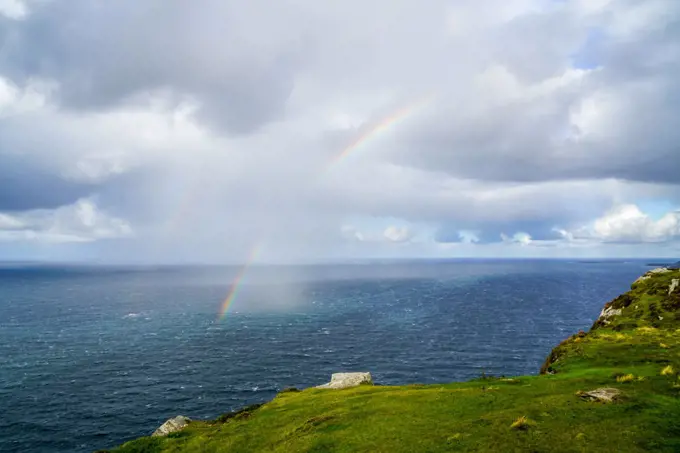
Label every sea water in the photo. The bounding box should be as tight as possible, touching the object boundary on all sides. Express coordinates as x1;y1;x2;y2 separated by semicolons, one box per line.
0;260;652;452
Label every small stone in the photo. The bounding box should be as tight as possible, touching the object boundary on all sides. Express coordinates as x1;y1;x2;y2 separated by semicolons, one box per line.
316;372;373;389
152;415;191;437
577;388;621;403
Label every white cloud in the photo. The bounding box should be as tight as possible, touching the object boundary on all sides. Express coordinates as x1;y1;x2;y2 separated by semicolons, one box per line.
0;199;133;243
0;213;24;229
340;225;364;242
0;78;52;116
1;93;210;184
501;232;532;245
552;228;575;242
605;0;674;38
341;224;414;244
458;230;481;244
0;0;27;19
571;204;680;243
383;225;413;243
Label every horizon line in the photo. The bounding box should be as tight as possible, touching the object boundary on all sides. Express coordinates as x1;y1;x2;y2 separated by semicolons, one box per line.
0;257;676;268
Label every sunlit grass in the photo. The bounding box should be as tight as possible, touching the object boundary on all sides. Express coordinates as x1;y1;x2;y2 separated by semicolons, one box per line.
509;416;533;431
616;374;636;383
661;365;675;376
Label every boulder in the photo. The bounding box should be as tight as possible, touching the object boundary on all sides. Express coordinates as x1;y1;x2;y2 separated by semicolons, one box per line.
577;388;621;403
669;279;679;295
152;415;191;437
316;372;373;389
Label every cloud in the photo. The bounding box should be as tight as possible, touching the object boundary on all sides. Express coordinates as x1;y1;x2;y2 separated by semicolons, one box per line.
552;228;575;242
457;231;480;244
341;225;364;242
0;0;26;19
340;224;414;244
0;198;133;243
501;232;532;246
0;1;308;134
388;1;680;186
383;226;413;243
567;204;680;243
0;0;679;261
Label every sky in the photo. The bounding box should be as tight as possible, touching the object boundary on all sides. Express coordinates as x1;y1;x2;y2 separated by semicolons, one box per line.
0;0;679;264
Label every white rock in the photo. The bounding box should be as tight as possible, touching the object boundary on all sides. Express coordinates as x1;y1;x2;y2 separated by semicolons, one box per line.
597;306;622;325
578;388;621;403
152;415;191;437
669;279;679;295
635;268;671;284
316;372;373;389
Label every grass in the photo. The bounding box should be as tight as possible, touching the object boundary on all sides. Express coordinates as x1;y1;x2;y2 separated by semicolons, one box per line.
616;374;636;383
661;365;675;377
106;268;680;453
509;416;533;431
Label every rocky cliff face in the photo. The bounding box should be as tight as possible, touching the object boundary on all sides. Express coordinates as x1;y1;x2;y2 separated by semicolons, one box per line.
541;267;680;374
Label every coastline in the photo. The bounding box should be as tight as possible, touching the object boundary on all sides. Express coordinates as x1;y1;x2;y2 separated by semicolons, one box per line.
106;267;680;452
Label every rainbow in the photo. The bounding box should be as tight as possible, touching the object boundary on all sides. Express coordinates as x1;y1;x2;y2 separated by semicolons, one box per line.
211;96;433;320
217;241;265;321
327;93;434;169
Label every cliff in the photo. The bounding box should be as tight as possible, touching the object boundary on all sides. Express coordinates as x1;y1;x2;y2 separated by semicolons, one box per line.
105;268;680;452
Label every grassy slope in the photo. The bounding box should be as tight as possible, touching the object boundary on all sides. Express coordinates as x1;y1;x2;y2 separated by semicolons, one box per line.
108;269;680;453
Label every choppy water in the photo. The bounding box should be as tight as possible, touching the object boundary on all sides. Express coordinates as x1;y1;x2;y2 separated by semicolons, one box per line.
0;260;653;452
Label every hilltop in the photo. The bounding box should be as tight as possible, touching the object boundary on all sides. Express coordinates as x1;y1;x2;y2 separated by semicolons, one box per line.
106;268;680;452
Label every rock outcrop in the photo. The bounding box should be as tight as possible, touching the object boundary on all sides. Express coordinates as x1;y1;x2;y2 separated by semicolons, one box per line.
577;388;621;403
597;306;622;325
316;372;373;389
152;416;191;437
669;279;679;295
634;267;671;284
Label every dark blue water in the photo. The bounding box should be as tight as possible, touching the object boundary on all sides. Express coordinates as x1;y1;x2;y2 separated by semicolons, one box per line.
0;260;652;452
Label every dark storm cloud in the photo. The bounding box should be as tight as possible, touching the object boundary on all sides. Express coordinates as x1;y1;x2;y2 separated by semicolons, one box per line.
0;0;305;134
0;155;90;210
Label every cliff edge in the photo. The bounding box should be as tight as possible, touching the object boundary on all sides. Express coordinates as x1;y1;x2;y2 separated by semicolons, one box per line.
105;268;680;453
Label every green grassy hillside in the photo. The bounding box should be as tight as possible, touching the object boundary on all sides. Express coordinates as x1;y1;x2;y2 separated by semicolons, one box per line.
106;268;680;453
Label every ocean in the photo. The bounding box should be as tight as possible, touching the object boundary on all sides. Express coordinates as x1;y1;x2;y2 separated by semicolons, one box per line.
0;259;654;452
